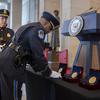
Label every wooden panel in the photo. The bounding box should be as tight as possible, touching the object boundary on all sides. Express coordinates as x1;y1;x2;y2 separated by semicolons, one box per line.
59;49;68;64
48;62;59;71
48;51;59;62
92;45;100;70
48;51;59;71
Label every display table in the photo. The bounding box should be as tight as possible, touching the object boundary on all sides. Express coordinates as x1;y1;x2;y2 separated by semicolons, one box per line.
25;71;100;100
50;78;100;100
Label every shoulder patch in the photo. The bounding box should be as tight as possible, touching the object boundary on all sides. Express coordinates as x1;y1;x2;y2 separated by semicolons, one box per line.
38;30;45;39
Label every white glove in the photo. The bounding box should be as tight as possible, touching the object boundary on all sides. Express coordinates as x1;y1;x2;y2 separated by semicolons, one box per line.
50;70;62;78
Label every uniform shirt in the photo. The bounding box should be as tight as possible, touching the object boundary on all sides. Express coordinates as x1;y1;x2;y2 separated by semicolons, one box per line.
13;22;52;77
0;27;14;48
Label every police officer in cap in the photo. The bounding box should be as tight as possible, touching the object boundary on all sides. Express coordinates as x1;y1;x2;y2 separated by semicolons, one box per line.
0;11;61;100
0;9;14;48
0;9;14;100
24;11;61;100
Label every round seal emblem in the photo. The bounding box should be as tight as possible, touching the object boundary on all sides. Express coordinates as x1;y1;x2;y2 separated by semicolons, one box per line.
68;16;83;36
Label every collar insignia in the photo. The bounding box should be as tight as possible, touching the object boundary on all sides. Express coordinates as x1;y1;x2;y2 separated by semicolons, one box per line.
7;33;11;38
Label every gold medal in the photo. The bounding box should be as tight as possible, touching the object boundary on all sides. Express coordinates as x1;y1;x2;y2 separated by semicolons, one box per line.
89;76;96;85
7;33;11;38
71;72;78;79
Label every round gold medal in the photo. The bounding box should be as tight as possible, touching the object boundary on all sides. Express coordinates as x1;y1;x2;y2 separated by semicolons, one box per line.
89;76;96;85
71;72;78;79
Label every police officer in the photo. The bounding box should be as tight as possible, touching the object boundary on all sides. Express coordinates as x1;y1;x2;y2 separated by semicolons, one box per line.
0;11;61;100
0;9;14;100
24;11;61;100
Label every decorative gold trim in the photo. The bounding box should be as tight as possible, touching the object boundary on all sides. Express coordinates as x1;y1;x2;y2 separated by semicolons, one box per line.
0;14;8;17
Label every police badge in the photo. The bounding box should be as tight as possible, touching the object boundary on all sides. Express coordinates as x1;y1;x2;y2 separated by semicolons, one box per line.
68;16;83;36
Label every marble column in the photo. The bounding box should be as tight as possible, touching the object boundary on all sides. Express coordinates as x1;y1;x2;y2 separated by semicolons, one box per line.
10;0;22;31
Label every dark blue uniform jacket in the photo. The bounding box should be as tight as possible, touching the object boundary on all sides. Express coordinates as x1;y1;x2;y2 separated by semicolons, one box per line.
13;22;51;77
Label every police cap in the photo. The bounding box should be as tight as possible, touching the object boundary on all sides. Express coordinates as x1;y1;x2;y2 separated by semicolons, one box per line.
0;9;9;17
42;11;60;29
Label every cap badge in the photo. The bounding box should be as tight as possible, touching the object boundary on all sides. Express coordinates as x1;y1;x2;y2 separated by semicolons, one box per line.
4;10;7;14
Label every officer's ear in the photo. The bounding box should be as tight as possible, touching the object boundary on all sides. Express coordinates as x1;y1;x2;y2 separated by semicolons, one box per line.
40;17;47;26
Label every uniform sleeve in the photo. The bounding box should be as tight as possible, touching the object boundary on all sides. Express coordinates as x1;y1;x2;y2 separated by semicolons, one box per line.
27;30;52;77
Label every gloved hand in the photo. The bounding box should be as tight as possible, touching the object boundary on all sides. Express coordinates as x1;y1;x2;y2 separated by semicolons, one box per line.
50;70;62;78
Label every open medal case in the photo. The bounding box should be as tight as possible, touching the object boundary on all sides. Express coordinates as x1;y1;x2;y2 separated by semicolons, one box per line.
63;66;83;82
